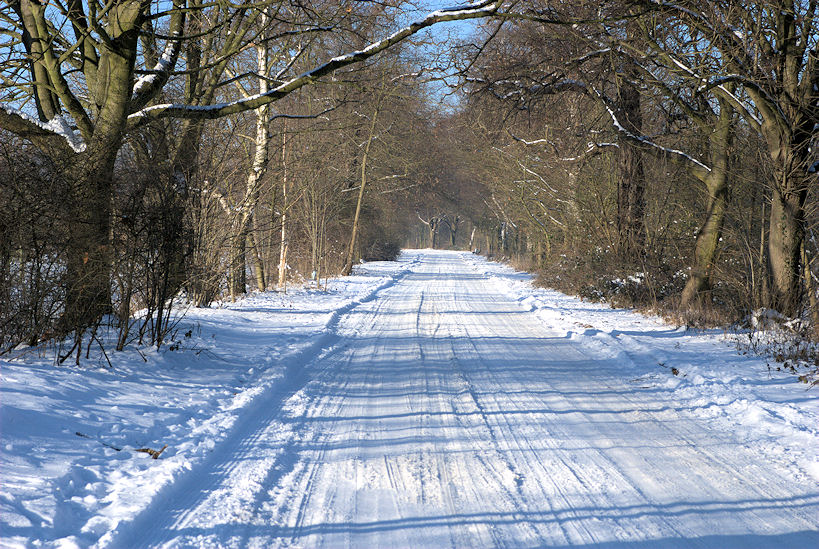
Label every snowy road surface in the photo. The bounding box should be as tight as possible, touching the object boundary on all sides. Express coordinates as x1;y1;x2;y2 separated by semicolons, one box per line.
103;250;817;548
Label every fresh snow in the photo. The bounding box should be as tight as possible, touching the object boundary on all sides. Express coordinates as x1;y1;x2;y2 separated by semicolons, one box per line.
0;107;86;153
1;250;817;548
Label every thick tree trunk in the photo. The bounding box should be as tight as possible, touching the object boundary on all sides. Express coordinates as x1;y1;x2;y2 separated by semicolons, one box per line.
61;20;140;333
740;26;815;316
768;185;806;317
615;69;646;259
760;116;811;317
680;101;734;308
62;152;116;333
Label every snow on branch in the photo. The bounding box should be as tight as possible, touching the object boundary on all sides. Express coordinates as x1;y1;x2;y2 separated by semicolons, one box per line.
665;55;762;128
600;98;711;177
129;2;185;113
127;1;501;126
508;131;618;162
0;106;86;153
484;72;711;178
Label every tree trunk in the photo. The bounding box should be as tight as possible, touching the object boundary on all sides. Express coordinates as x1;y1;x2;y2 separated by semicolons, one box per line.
277;128;289;290
229;226;246;299
680;180;728;308
680;100;734;308
229;13;272;298
61;39;139;332
62;153;116;333
249;230;266;291
448;215;459;247
768;185;805;317
343;102;381;276
802;241;819;339
761;113;811;317
615;66;646;259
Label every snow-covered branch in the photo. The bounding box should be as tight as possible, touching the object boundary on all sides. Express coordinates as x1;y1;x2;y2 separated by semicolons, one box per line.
129;1;185;113
508;132;618;162
600;98;711;178
0;106;86;153
127;1;501;126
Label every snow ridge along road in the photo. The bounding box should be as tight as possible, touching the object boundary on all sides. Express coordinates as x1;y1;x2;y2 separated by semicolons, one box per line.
104;250;818;548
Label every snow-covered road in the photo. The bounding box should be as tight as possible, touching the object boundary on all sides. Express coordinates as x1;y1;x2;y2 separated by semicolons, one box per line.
104;250;818;548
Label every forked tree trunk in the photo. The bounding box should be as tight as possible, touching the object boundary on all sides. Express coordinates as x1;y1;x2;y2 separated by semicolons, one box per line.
61;20;141;333
680;99;734;308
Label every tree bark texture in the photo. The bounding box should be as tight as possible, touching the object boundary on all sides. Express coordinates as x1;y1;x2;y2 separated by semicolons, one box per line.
680;99;734;308
614;66;646;260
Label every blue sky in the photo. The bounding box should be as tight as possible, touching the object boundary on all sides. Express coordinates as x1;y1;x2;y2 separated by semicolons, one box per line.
409;1;486;111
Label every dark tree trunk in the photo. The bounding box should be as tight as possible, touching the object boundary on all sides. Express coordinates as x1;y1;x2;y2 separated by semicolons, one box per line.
615;66;646;260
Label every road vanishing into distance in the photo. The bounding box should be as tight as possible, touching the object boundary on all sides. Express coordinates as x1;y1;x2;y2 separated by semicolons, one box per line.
110;250;819;548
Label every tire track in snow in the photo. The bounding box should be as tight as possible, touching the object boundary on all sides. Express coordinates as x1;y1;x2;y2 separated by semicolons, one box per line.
104;259;421;548
457;252;818;544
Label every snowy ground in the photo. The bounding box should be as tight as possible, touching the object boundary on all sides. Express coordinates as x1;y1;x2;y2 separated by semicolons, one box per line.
1;249;817;548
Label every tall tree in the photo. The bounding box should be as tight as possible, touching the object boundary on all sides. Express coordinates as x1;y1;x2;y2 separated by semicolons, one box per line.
0;0;503;333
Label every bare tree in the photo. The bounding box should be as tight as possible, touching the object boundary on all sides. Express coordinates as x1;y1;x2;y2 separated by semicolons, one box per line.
0;0;503;336
628;0;818;314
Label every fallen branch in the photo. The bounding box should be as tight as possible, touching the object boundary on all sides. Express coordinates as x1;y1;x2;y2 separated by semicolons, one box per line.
75;432;168;459
136;445;168;459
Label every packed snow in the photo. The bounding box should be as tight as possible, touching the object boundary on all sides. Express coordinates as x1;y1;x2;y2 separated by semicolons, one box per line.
1;250;817;548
